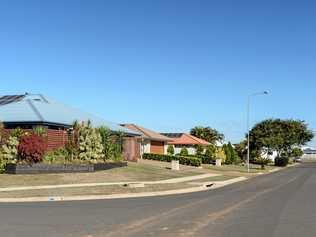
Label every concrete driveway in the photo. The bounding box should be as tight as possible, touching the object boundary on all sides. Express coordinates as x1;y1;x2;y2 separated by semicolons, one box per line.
0;163;315;237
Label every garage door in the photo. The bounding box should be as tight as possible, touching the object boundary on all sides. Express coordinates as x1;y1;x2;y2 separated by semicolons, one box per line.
150;141;164;154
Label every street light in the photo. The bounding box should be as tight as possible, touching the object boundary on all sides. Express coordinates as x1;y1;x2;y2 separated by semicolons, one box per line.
247;91;269;173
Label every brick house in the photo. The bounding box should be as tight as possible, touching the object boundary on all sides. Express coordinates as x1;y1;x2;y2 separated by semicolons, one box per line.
161;133;210;155
121;124;173;155
0;93;141;161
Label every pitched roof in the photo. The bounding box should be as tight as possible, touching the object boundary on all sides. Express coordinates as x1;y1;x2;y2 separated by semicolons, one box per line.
121;124;173;142
161;133;210;145
0;94;140;136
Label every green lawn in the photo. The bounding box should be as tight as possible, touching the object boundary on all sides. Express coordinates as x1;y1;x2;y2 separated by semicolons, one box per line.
0;162;206;188
0;175;241;198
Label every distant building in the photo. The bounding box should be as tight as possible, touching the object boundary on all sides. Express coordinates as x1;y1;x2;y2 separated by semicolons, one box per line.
121;124;173;155
161;133;210;155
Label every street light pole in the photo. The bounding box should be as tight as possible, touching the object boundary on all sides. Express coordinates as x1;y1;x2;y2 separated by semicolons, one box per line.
247;91;269;173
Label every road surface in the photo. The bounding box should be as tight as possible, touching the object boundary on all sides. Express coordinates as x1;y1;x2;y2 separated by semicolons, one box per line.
1;163;316;237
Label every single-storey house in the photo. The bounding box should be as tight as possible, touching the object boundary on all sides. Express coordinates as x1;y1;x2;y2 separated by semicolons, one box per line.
161;133;210;155
0;93;141;161
121;124;173;155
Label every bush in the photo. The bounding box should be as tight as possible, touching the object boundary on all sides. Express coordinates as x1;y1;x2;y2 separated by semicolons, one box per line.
77;121;104;161
143;153;201;167
1;136;19;163
223;142;241;165
167;145;175;155
18;133;47;163
195;145;204;156
275;157;289;167
10;128;26;138
43;148;68;164
98;126;114;161
204;145;217;164
179;147;189;156
290;148;304;158
200;155;215;164
33;126;47;137
215;147;226;163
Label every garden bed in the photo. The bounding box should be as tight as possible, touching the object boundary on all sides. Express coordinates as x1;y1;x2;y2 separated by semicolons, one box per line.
5;162;127;174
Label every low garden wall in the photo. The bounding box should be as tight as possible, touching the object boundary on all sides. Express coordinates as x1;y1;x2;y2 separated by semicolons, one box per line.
5;162;128;174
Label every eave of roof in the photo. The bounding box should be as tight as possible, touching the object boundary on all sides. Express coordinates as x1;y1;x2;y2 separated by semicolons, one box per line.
0;94;141;136
167;133;210;145
122;124;173;142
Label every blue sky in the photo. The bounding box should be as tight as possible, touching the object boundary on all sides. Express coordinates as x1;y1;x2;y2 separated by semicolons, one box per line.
1;0;316;145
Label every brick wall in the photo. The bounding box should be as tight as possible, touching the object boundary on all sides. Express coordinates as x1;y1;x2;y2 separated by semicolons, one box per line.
123;137;141;161
46;129;68;151
4;128;68;151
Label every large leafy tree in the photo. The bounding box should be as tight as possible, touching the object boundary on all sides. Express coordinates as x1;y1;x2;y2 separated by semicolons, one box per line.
190;126;224;144
249;119;314;157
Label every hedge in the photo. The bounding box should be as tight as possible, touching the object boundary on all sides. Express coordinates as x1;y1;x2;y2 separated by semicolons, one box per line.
143;153;201;167
186;154;215;164
275;157;289;167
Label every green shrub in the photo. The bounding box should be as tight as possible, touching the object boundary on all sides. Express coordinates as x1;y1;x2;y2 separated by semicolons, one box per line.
290;148;304;158
65;139;78;161
200;155;215;164
179;147;189;156
275;157;289;167
167;145;175;155
10;128;26;138
98;126;115;161
77;121;104;162
43;148;68;164
223;142;241;165
33;126;47;137
1;136;19;163
203;145;217;164
142;153;201;167
195;145;204;156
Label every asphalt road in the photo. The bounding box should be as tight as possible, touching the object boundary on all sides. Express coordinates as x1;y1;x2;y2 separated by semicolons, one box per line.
1;163;316;237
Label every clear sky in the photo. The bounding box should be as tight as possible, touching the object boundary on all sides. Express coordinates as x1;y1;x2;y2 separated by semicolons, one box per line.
1;0;316;145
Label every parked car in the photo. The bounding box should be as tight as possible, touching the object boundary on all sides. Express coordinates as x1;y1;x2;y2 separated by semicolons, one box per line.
293;157;302;163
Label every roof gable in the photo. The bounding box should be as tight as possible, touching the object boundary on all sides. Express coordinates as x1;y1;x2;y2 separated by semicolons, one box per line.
163;133;210;145
122;124;173;141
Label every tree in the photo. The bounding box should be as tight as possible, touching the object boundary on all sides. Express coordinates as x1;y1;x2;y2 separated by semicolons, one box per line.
167;145;175;155
223;142;241;165
249;119;314;158
190;126;224;145
215;147;226;162
234;140;247;162
290;148;304;158
195;145;204;156
203;145;217;164
180;147;189;156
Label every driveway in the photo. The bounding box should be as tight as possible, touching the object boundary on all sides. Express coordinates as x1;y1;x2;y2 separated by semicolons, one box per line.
0;163;315;237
